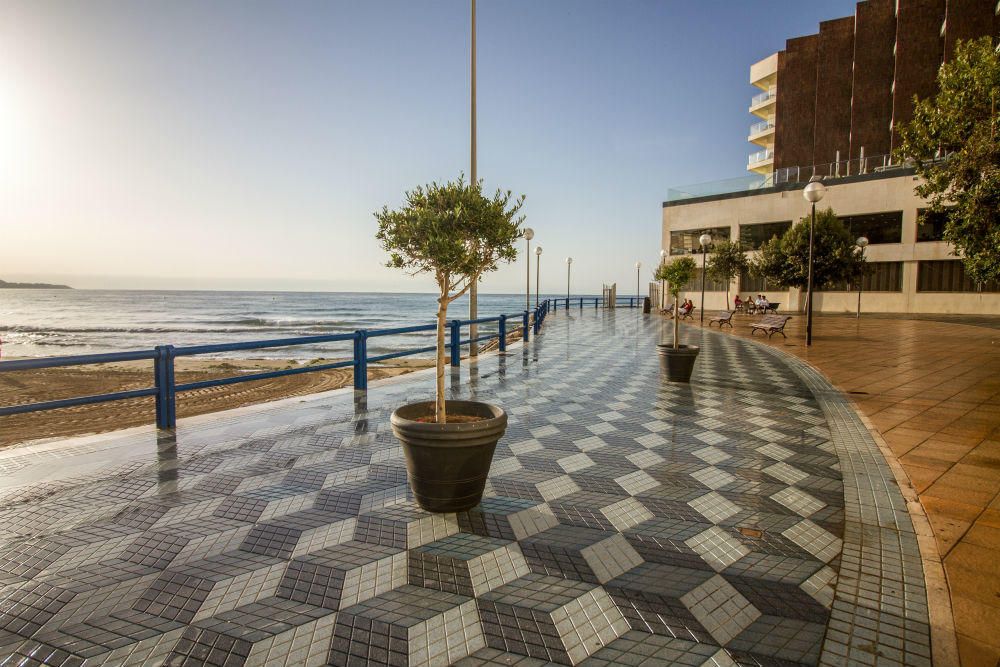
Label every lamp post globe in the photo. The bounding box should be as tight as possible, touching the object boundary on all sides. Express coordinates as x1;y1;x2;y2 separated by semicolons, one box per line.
802;178;825;346
698;234;711;324
855;237;869;319
523;228;535;311
534;245;542;308
565;257;573;300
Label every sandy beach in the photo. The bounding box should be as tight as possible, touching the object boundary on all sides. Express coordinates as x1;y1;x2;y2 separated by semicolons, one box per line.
0;328;520;449
0;356;432;449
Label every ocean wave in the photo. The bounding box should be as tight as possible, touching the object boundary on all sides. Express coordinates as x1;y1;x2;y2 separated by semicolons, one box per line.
0;324;349;335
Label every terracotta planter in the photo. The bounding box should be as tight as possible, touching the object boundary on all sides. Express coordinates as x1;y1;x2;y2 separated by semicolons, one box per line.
390;400;507;513
656;344;700;383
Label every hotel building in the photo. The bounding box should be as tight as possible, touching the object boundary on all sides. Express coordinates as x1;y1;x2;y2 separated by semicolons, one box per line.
662;0;1000;315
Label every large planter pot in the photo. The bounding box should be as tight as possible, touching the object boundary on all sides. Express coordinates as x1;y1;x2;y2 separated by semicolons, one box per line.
390;400;508;513
657;344;700;383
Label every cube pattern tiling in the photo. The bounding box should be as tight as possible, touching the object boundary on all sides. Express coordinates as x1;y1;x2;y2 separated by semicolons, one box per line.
0;309;930;665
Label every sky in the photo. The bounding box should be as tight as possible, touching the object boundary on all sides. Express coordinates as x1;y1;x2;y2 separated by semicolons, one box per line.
0;0;859;295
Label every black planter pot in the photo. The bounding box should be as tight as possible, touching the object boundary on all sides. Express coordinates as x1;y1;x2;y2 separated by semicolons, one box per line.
390;400;508;513
657;344;700;382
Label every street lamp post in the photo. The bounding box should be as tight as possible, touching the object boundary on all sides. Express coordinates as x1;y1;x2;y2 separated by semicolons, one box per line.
802;178;827;346
469;0;478;357
565;257;572;300
855;236;869;319
523;228;534;310
635;261;642;307
698;233;712;324
534;246;543;308
659;249;667;310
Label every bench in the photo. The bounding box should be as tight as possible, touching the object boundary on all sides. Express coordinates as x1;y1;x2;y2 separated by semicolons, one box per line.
708;311;735;328
750;315;792;338
661;303;675;317
679;306;696;320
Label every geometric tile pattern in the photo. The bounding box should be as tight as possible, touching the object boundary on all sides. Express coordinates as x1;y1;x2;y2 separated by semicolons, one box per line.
0;309;928;666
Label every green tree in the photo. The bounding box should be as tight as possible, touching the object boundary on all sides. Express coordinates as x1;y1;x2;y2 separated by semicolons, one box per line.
750;208;864;290
706;239;749;308
894;36;1000;284
656;256;697;349
376;176;525;423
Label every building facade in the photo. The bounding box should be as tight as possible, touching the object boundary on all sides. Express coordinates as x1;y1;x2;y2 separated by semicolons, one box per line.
663;170;1000;315
661;0;999;316
748;0;998;182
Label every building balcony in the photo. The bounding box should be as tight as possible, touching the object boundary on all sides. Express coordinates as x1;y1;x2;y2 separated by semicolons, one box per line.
748;148;774;170
749;87;776;116
748;120;775;144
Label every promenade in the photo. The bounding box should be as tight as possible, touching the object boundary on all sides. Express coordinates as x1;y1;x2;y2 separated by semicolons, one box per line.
698;310;1000;667
0;309;931;666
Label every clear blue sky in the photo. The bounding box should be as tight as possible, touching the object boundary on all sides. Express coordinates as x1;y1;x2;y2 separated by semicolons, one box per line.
1;0;858;294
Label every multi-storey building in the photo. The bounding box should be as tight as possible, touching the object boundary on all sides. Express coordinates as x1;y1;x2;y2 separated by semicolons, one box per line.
663;0;1000;315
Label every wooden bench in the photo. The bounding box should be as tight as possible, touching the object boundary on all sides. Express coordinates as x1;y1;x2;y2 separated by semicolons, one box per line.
750;315;792;338
708;311;735;328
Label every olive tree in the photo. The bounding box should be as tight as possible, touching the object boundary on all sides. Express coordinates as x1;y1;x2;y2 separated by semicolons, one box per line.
376;176;525;423
656;256;697;349
706;239;749;307
895;36;1000;284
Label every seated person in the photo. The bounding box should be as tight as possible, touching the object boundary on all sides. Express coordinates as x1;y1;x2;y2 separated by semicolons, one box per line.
680;299;693;315
760;295;770;310
734;295;742;310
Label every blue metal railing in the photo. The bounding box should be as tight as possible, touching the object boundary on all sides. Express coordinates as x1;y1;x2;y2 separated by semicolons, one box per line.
0;295;638;430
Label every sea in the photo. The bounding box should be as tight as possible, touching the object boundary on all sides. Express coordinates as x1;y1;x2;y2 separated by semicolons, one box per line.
0;289;572;361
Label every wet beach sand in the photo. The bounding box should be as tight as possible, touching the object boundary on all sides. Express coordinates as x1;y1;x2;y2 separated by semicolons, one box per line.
0;356;432;449
0;329;520;449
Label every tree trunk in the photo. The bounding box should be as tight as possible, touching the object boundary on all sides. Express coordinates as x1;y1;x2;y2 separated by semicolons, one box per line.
673;294;681;349
435;296;448;424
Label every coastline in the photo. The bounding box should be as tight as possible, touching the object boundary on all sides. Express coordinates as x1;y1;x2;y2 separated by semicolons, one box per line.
0;356;434;449
0;327;521;449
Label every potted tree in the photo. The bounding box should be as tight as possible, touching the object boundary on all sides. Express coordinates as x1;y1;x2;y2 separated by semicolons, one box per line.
655;256;699;382
375;176;525;513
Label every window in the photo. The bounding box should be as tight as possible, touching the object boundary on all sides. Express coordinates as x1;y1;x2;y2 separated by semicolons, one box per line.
817;262;903;292
739;221;792;250
838;211;903;244
857;262;903;292
681;268;728;292
669;226;731;255
917;260;1000;292
739;271;782;294
916;208;951;242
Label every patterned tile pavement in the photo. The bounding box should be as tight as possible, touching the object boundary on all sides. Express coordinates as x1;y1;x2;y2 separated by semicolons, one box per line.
0;309;931;666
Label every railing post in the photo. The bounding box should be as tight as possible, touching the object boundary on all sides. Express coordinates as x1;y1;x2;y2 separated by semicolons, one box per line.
353;330;368;391
450;320;461;367
154;345;176;430
498;315;507;352
533;307;541;335
579;297;583;309
522;311;530;341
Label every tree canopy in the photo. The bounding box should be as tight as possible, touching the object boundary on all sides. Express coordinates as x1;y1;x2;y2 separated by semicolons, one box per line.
706;239;748;304
894;36;1000;284
375;176;525;302
750;208;863;289
656;256;698;297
